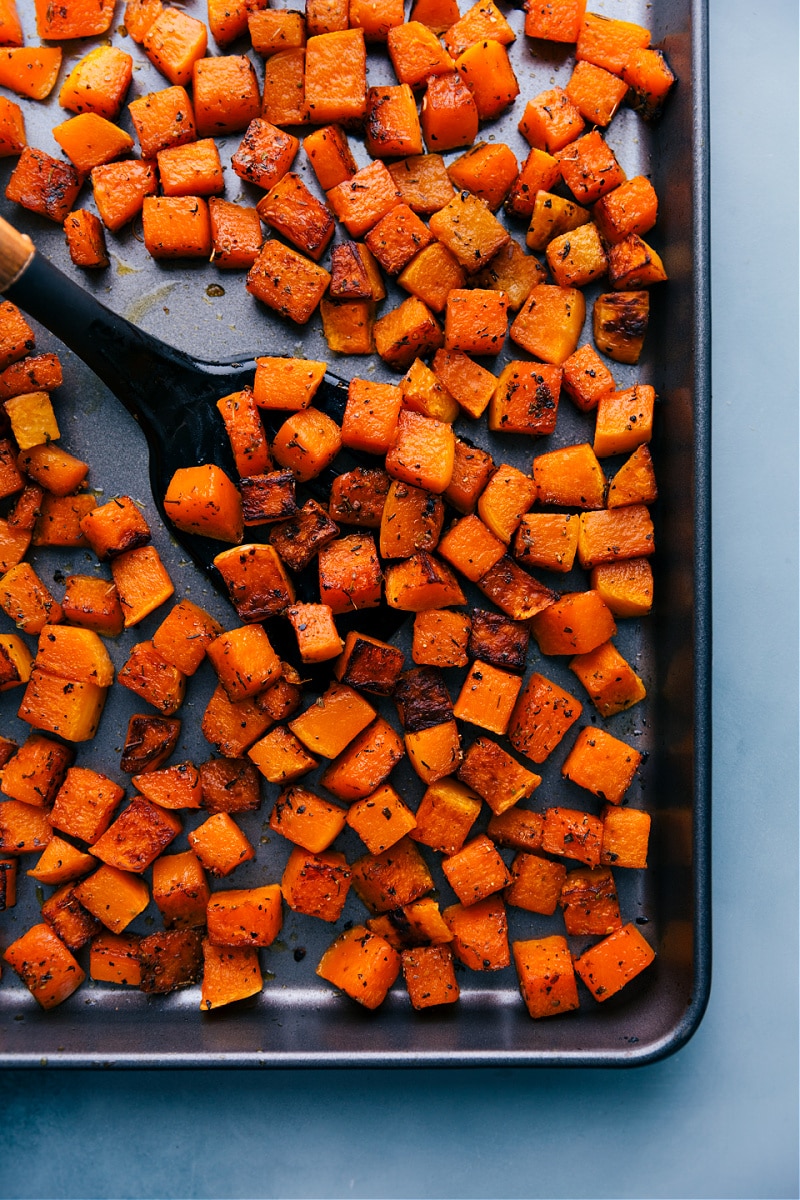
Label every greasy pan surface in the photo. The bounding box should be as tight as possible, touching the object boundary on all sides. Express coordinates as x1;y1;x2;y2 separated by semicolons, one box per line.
0;0;709;1065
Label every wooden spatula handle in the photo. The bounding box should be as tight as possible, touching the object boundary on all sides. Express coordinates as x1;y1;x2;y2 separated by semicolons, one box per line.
0;215;35;292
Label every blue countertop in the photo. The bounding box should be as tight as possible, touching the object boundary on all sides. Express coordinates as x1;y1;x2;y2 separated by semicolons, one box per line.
1;0;797;1195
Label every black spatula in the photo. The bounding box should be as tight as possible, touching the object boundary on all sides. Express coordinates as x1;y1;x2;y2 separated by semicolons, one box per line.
0;216;404;666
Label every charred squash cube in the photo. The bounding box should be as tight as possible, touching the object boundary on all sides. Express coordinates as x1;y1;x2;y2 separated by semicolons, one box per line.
393;666;453;732
213;544;296;623
467;608;529;672
239;470;298;526
138;928;203;993
269;498;339;572
120;714;181;774
334;630;405;696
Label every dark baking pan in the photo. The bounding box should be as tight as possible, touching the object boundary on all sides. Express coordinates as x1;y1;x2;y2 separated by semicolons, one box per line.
0;0;709;1066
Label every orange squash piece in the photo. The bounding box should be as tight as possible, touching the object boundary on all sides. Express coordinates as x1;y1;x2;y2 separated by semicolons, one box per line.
201;941;262;1010
321;717;405;801
280;846;351;921
346;783;417;854
289;683;376;759
74;864;149;933
143;7;207;87
561;727;642;806
573;923;655;1002
4;923;85;1008
269;785;347;853
316;925;400;1008
60;45;133;120
508;671;582;764
305;28;368;125
513;934;579;1019
443;894;509;971
0;48;63;101
206;884;283;948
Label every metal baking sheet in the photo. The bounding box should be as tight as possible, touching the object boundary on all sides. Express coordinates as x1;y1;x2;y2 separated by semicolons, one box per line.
0;0;710;1066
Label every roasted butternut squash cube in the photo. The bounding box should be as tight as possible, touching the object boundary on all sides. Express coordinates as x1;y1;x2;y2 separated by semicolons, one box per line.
385;410;454;494
334;630;405;696
200;757;261;814
457;736;540;814
305;28;368;124
453;660;522;736
280;846;351;921
467;608;529;672
119;714;181;774
269;785;347;852
269;499;339;573
246;240;330;325
510;283;585;365
26;837;96;886
374;296;443;372
117;640;185;715
518;86;584;153
542;805;605;864
346;783;417;854
364;84;423;158
351;835;433;912
110;545;175;628
454;39;519;121
213;543;296;623
402;944;459;1009
0;733;72;807
0;798;52;854
486;806;544;853
411;608;470;668
271;408;342;482
577;505;655;569
592;175;658;245
600;804;650;869
18;670;107;742
388;151;456;213
187;812;255;877
559;865;622;937
443;894;509;971
593;290;649;364
289;683;376;759
513;513;579;573
443;0;514;57
4;922;85;1008
410;776;481;855
573;923;655;1001
590;557;653;618
384;552;466;611
152;850;210;928
513;934;579;1018
318;534;383;614
200;940;263;1010
442;834;511;907
138;928;203;994
508;671;582;764
316;924;400;1008
473;240;547;309
561;343;616;412
74;864;149;933
248;725;318;785
50;765;123;843
443;438;497;517
206;884;283;948
476;555;555;622
607;233;667;291
89;931;142;986
91;797;181;873
420;71;479;152
607;444;658;509
61;574;125;637
531;590;616;656
303;124;357;190
488;361;562;437
342;378;403;455
569;640;646;717
326;158;401;237
152;599;223;677
207;624;282;702
429;190;510;275
532;442;605;509
405;720;462;783
320;717;405;801
133;761;203;811
445;288;509;357
505;852;566;916
5;389;59;450
561;727;642;806
593;384;655;458
257;172;335;263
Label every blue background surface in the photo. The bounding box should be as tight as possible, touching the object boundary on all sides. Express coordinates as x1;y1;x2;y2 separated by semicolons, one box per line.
1;0;798;1196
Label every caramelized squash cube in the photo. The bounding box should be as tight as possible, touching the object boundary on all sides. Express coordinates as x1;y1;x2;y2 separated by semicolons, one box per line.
508;671;582;764
213;543;296;623
512;934;579;1019
187;812;255;877
269;785;347;852
206;884;283;948
457;736;541;815
573;923;655;1001
346;783;417;854
281;845;351;921
4;923;85;1008
316;924;400;1008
